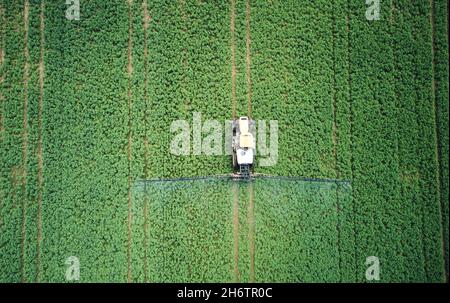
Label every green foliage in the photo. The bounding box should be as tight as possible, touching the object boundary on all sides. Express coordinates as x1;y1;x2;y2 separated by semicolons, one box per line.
130;178;350;282
251;0;336;178
253;179;346;282
346;0;445;282
132;179;234;282
39;0;130;282
141;0;232;179
0;0;447;283
433;0;449;281
0;0;26;282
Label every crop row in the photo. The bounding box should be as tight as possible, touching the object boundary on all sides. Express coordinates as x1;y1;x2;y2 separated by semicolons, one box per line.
432;0;449;280
0;0;47;282
131;0;233;181
0;0;27;282
250;0;337;178
132;179;234;282
39;0;236;281
128;0;234;281
349;0;405;282
253;179;346;282
390;0;429;281
130;178;348;283
40;0;130;282
347;0;445;281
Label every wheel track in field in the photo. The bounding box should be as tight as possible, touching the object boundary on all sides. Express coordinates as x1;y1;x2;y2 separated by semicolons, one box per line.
20;0;30;283
230;0;240;282
127;0;134;283
428;0;446;281
142;0;150;283
245;0;252;118
245;0;255;283
232;182;239;282
248;182;255;282
35;0;45;283
230;0;237;119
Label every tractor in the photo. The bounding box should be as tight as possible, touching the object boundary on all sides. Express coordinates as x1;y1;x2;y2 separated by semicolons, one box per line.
231;116;256;178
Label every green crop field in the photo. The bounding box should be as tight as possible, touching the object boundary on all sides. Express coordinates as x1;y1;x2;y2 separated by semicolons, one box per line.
0;0;448;283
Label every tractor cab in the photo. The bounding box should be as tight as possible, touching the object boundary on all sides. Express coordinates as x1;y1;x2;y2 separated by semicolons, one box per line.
232;116;256;178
